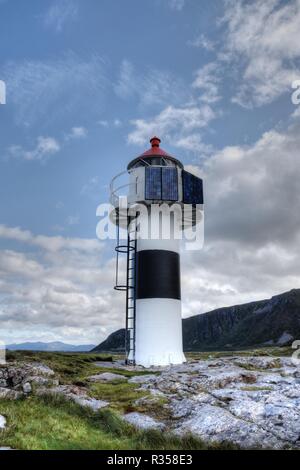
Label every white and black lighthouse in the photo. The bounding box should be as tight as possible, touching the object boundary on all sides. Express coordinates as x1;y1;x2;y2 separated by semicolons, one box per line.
110;137;203;367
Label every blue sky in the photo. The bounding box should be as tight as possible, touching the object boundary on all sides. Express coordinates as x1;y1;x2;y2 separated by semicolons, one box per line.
0;0;300;345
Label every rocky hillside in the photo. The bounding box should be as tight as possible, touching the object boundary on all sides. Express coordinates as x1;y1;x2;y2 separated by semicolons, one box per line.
93;289;300;352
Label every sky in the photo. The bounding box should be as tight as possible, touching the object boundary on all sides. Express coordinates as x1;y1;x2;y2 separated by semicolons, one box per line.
0;0;300;346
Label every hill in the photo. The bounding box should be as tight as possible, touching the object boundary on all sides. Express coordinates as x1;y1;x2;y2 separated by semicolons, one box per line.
93;289;300;352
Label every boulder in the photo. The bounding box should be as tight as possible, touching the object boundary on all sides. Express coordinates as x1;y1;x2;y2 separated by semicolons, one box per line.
22;382;32;394
0;387;22;400
71;395;109;411
123;412;166;431
0;415;6;430
88;372;127;382
128;374;157;384
37;384;109;411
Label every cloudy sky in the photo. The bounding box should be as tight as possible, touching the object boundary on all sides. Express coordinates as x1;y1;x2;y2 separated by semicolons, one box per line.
0;0;300;346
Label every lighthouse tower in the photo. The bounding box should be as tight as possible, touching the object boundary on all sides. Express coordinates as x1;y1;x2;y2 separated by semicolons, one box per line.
110;137;203;367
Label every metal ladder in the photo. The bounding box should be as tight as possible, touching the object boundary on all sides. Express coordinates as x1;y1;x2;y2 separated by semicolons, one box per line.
125;220;137;365
114;213;137;365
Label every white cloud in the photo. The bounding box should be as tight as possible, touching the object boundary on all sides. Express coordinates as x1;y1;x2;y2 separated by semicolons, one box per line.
128;105;216;149
175;134;213;153
44;0;78;32
98;120;109;127
179;119;300;314
167;0;185;11
0;225;101;253
193;62;221;103
114;59;190;108
0;227;121;345
65;126;88;140
187;34;215;51
291;105;300;118
222;0;300;107
114;119;122;127
114;60;135;100
8;136;60;161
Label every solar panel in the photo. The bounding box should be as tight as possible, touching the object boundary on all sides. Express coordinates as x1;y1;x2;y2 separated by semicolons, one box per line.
145;167;162;200
182;170;203;205
145;167;180;201
162;168;178;201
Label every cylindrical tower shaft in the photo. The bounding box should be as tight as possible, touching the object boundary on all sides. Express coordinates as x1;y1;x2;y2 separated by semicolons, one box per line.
132;208;186;367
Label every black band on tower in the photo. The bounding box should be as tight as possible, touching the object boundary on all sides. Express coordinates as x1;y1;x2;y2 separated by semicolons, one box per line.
136;250;181;300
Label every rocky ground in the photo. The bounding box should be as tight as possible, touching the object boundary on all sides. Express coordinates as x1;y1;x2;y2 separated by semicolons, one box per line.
1;355;300;449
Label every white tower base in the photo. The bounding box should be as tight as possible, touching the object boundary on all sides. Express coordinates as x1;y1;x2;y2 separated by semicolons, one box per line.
134;298;186;367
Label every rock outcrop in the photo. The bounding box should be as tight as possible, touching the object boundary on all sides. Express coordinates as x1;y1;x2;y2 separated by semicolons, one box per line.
36;384;109;411
0;362;58;398
123;412;166;431
1;356;300;449
87;372;127;382
127;356;300;449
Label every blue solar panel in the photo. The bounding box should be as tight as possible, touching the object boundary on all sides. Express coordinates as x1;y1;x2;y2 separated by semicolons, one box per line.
182;170;203;205
162;168;178;201
145;167;162;199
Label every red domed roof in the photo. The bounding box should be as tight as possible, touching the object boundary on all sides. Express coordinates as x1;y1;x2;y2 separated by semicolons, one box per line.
127;137;183;170
139;136;171;158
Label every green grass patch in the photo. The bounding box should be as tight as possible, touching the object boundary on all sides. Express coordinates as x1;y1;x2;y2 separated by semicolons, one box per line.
88;381;149;413
6;351;156;386
185;346;293;360
0;395;234;450
233;357;281;371
240;386;273;392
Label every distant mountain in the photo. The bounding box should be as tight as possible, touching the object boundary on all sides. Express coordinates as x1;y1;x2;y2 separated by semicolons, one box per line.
6;341;96;352
93;289;300;352
92;329;127;353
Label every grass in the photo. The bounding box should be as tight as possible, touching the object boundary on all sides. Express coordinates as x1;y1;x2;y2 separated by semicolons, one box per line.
89;381;149;413
0;395;235;450
185;345;293;360
5;350;150;386
240;386;273;392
